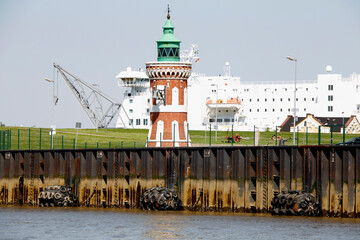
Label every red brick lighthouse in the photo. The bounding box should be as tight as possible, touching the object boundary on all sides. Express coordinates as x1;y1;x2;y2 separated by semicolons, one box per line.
146;9;192;147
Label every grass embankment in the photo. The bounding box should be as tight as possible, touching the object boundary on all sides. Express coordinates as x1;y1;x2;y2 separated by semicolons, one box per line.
0;126;354;150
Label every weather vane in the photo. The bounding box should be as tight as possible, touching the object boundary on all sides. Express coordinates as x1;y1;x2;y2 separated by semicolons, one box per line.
167;4;171;19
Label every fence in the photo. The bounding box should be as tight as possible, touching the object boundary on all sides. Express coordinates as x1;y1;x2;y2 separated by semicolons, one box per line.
0;125;352;151
0;128;147;150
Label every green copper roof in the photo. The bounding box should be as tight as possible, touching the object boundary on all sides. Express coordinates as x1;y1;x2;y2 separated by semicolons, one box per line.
157;19;181;43
156;15;181;62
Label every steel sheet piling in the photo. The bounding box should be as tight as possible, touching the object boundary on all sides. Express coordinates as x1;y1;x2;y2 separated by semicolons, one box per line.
0;146;360;217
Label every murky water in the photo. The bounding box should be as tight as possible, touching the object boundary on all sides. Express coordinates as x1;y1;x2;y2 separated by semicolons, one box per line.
0;206;359;240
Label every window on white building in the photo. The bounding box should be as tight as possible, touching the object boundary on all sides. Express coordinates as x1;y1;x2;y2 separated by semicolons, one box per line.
328;95;333;101
129;99;133;103
129;119;133;126
328;106;333;112
136;119;141;125
328;85;333;91
143;119;148;125
288;98;291;101
304;98;306;101
129;109;133;113
224;118;231;122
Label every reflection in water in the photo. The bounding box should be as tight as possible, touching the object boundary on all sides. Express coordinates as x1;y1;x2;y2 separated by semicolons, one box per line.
144;212;186;239
0;206;360;240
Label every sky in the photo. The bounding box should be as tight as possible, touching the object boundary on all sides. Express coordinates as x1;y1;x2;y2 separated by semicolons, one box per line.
1;0;359;129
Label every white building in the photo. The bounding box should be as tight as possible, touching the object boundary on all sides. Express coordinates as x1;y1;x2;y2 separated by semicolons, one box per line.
115;63;360;132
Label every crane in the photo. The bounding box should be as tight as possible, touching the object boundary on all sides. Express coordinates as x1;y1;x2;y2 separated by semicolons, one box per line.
53;63;122;129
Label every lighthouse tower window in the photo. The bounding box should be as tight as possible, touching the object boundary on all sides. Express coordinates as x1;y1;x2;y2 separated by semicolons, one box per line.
158;48;179;58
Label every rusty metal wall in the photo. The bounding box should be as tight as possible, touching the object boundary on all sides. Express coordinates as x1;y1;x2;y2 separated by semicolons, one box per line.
0;146;359;217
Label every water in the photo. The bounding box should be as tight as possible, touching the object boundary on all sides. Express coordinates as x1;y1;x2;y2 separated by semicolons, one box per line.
1;206;360;240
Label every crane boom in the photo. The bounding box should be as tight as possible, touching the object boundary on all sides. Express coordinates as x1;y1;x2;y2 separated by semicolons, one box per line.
53;63;121;128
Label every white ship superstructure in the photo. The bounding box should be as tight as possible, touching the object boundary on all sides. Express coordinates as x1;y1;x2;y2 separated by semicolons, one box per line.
115;63;360;131
115;67;151;128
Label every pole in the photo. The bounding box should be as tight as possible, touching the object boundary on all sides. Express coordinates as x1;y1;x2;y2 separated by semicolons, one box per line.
204;125;207;145
275;127;278;146
293;60;297;145
209;125;211;146
39;128;42;150
160;133;162;147
318;126;321;145
330;126;333;145
297;127;299;145
187;123;189;147
173;123;175;147
306;127;308;145
29;128;31;150
215;84;218;143
254;125;255;146
50;128;53;149
231;124;234;146
18;129;20;150
343;124;346;143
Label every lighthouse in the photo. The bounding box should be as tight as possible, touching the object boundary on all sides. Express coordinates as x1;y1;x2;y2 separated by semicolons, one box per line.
146;9;192;147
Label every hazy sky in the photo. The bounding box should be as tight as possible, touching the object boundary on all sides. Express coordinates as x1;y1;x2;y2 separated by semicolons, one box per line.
1;0;359;128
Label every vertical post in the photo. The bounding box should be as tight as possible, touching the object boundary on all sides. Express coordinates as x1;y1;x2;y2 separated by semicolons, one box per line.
173;123;175;147
231;124;234;146
209;125;211;146
50;127;53;149
62;135;64;149
297;127;299;145
254;125;255;146
343;124;345;144
160;133;162;147
9;130;11;150
28;128;31;150
330;126;333;145
306;127;308;145
275;127;278;146
0;130;2;150
318;126;321;145
18;129;20;150
187;123;189;147
204;125;207;145
39;128;42;150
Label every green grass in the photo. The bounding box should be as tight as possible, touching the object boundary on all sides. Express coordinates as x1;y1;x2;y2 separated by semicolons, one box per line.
0;126;355;150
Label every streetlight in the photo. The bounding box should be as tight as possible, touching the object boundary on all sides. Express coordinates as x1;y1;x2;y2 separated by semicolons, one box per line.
45;78;58;149
287;56;297;145
211;83;218;142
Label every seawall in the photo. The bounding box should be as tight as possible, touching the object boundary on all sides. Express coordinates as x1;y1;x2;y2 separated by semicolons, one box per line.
0;145;359;217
